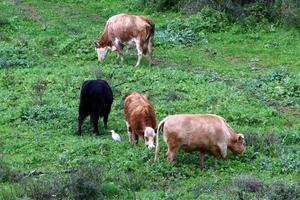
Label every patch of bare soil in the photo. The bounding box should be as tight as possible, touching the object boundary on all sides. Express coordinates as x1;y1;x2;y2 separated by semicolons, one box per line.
15;0;47;24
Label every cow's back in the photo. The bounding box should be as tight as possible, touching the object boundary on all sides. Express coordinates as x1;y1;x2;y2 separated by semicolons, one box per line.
163;114;230;151
106;14;153;42
80;80;113;110
124;92;156;135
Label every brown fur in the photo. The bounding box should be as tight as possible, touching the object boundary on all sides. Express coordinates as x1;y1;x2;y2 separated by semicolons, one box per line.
124;92;156;142
96;14;155;66
154;114;245;168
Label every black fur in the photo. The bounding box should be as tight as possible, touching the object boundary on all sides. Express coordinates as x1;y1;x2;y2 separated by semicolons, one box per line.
77;80;113;135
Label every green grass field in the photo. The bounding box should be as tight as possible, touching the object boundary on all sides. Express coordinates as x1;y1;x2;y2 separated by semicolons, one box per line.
0;0;299;199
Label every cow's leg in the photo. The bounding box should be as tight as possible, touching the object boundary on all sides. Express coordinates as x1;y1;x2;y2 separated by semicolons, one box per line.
166;145;179;162
125;121;132;142
116;43;124;61
217;143;227;159
91;114;100;135
147;36;154;65
103;110;110;130
77;113;88;135
132;133;139;144
135;41;143;67
199;151;205;169
103;114;109;129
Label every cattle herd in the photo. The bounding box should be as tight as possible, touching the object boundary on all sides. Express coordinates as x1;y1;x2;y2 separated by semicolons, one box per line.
78;13;245;168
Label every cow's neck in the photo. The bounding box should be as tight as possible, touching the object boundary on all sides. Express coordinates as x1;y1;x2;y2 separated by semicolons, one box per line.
99;30;112;48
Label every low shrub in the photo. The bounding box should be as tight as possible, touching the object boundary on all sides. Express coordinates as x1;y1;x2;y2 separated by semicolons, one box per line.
234;175;265;194
138;0;300;30
68;164;104;200
15;164;117;199
266;181;300;200
244;132;280;157
21;177;66;200
279;149;300;174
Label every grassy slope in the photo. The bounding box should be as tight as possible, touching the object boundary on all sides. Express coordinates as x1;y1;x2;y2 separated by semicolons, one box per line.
0;0;299;199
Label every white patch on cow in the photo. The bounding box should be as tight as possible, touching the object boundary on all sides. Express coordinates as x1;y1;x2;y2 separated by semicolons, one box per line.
125;121;131;142
111;46;116;51
128;38;137;45
144;127;155;149
96;47;108;61
135;40;143;67
144;127;155;137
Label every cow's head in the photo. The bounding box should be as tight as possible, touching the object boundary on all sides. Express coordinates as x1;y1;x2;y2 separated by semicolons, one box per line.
144;127;156;150
95;42;108;61
229;133;245;155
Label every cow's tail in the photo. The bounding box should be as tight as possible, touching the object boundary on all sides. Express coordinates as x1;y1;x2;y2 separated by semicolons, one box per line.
146;23;155;44
154;116;167;162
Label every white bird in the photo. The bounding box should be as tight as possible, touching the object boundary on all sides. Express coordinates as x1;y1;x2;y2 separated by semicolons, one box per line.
111;130;121;142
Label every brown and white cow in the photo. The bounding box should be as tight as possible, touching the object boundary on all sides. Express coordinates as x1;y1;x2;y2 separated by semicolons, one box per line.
124;92;156;149
95;14;155;67
154;114;245;168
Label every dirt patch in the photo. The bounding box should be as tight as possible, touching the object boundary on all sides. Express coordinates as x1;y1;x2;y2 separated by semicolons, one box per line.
15;0;47;24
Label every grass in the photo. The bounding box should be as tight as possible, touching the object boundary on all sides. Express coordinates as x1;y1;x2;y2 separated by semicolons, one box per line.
0;0;299;199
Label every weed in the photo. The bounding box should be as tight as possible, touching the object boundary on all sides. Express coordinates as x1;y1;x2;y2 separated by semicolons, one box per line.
34;80;48;105
165;88;184;101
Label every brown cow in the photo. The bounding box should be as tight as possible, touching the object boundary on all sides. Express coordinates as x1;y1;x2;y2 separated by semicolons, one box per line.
154;114;245;168
124;92;156;149
95;14;155;67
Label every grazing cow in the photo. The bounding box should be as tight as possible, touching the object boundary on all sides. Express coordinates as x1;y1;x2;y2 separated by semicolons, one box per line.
124;92;156;149
154;114;245;168
77;80;113;135
95;13;155;67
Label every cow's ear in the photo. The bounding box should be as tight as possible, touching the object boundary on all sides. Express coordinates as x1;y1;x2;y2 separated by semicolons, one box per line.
238;134;244;142
154;128;157;133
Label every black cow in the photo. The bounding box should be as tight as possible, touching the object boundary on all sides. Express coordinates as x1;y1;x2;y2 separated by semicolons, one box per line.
77;80;113;135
